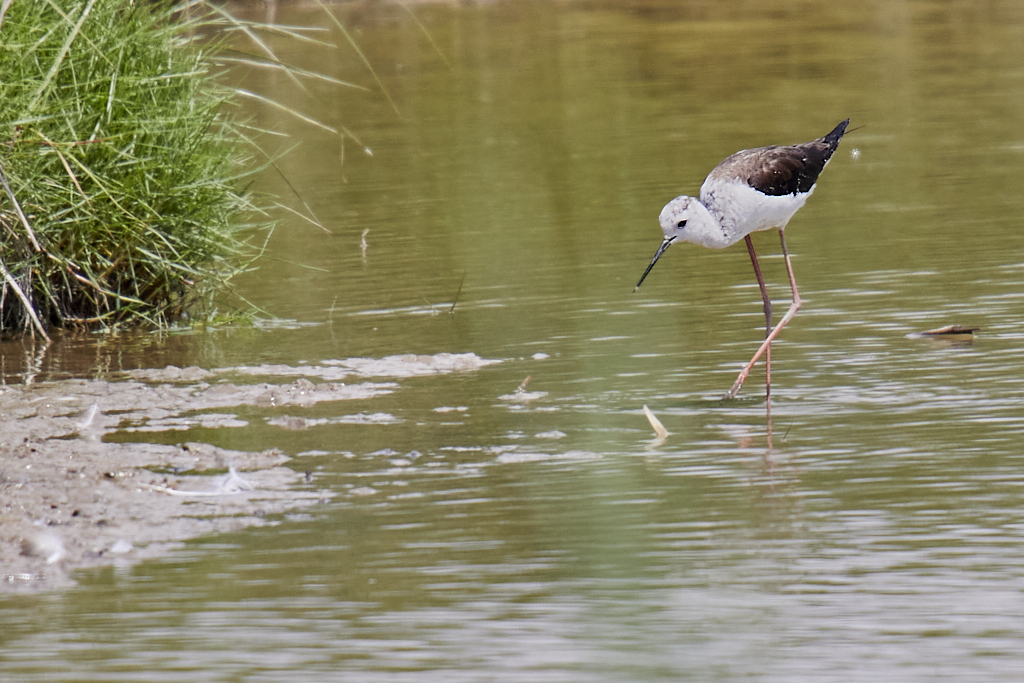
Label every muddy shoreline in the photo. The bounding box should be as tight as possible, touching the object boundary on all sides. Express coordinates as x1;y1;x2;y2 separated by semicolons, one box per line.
1;353;497;592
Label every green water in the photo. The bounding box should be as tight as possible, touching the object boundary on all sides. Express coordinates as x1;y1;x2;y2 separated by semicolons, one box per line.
4;0;1024;679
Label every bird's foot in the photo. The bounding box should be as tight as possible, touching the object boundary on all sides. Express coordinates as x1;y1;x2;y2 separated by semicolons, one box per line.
723;381;744;400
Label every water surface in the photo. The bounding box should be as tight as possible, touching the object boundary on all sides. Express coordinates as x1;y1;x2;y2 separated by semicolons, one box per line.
4;0;1024;680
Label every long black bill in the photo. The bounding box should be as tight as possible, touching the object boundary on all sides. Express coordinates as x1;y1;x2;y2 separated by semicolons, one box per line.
634;238;673;292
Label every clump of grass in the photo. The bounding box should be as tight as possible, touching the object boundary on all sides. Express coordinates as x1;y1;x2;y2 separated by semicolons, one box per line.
0;0;264;336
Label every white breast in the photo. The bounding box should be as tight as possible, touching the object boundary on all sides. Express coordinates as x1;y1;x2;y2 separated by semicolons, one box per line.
700;176;812;246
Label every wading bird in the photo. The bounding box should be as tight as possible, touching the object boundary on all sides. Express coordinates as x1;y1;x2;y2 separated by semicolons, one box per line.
635;119;849;399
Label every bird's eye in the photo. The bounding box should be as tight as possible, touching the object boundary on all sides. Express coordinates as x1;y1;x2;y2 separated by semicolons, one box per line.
676;220;687;228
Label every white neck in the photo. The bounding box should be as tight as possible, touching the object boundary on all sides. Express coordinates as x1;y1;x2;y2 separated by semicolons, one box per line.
683;200;734;250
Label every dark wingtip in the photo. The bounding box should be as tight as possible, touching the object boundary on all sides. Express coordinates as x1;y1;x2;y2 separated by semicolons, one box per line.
824;119;850;147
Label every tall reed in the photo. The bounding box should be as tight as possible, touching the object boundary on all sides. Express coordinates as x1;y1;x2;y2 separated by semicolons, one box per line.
1;0;266;335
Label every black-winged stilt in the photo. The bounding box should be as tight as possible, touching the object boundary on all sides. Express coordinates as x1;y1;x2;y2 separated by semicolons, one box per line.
635;119;850;399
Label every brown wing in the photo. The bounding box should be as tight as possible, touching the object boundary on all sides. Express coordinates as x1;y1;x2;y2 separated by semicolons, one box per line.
709;120;849;197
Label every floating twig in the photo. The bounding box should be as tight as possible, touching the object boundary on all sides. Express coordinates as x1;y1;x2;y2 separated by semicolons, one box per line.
920;325;980;336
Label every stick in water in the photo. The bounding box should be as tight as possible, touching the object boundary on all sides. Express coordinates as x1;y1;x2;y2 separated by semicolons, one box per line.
450;270;467;314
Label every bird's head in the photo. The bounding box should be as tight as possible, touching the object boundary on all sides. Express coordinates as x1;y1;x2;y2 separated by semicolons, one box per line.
658;195;702;243
634;195;704;291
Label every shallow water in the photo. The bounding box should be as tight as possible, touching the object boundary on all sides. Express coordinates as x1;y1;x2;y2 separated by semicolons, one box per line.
4;0;1024;679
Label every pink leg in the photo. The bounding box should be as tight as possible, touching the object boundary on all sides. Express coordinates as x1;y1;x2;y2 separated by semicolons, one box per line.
743;235;773;400
725;229;802;399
